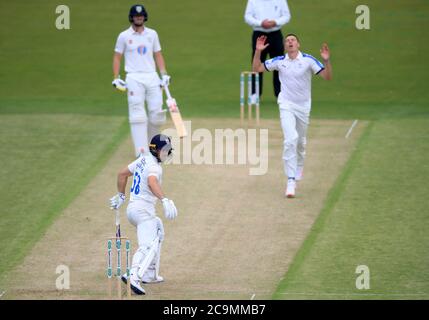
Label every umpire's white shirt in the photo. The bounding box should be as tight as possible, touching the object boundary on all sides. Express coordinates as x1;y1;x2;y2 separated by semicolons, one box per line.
264;51;324;113
244;0;291;32
115;26;161;74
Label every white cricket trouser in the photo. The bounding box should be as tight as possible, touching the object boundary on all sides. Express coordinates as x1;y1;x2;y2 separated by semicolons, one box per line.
126;72;165;156
279;102;310;179
126;200;164;280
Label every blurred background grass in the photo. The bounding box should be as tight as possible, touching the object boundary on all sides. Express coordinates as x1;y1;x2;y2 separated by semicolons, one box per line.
1;0;428;119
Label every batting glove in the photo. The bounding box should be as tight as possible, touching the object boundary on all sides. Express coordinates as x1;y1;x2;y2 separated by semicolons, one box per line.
110;192;126;210
112;78;127;92
161;198;177;220
160;74;171;87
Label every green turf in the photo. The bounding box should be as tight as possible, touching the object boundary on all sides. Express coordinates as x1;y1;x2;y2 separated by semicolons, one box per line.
1;0;428;119
0;0;428;298
273;119;429;299
0;115;128;280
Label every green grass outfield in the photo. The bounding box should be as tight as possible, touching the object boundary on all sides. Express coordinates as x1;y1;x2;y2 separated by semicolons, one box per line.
273;119;429;299
0;115;128;278
0;0;428;298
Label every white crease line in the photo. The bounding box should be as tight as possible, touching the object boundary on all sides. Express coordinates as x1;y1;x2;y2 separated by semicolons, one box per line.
345;119;358;139
0;291;5;299
250;293;256;300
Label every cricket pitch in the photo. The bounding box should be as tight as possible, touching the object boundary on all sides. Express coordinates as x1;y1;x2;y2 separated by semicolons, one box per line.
1;118;365;299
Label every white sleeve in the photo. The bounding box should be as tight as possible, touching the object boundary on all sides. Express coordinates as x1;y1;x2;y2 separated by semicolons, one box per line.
244;0;262;27
147;164;161;179
274;0;291;26
127;158;140;174
309;57;325;74
153;31;161;53
114;33;126;54
264;55;284;72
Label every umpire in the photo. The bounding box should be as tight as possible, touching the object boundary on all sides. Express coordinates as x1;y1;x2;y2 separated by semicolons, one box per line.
244;0;291;99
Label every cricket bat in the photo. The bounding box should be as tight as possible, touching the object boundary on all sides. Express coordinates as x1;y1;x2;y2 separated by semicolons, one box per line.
115;209;121;240
163;85;187;138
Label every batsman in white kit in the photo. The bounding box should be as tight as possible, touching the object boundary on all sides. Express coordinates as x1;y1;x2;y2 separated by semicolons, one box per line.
112;4;171;156
109;134;178;295
253;34;332;198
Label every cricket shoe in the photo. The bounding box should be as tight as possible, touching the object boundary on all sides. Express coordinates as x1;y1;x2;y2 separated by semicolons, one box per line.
285;178;296;198
142;275;164;284
121;274;146;295
296;167;304;181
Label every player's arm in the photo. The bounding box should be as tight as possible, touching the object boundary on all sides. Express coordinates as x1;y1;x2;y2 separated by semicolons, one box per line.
117;166;132;194
319;60;332;80
112;52;127;91
154;51;167;75
154;51;171;87
318;43;332;80
148;175;177;220
109;166;132;210
148;175;165;200
245;1;264;28
112;34;127;91
113;52;123;79
252;36;270;73
274;0;291;26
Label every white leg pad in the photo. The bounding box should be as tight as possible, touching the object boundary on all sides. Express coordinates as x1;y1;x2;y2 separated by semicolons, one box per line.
154;217;164;278
130;122;148;157
147;110;167;143
149;109;167;126
137;236;160;280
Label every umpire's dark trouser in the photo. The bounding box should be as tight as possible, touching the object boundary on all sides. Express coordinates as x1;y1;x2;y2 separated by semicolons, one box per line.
251;30;284;97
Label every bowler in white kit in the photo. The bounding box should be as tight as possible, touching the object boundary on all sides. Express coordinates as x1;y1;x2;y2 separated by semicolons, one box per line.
112;4;171;156
109;134;178;295
252;34;332;198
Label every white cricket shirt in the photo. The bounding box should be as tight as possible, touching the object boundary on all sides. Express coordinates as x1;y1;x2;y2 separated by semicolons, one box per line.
264;51;324;110
128;153;162;204
114;26;161;73
244;0;291;32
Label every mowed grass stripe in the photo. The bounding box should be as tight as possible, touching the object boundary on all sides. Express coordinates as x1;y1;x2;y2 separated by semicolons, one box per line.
274;118;429;299
0;115;129;280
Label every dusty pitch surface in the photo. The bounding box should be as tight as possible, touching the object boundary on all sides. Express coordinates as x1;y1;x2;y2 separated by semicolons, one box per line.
2;118;364;299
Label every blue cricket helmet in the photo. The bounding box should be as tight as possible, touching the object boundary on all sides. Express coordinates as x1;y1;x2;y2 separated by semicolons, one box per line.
129;4;148;23
149;134;173;162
